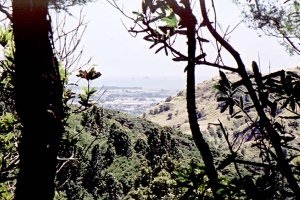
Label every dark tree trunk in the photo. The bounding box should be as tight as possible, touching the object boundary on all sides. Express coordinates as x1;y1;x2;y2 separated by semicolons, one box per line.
186;67;221;199
12;0;64;199
184;8;220;200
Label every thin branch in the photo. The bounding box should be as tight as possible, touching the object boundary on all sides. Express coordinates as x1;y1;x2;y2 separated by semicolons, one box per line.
196;60;238;72
235;159;274;169
217;119;242;178
0;4;11;21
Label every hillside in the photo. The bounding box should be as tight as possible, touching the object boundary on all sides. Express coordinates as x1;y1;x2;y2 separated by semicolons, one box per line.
54;107;203;199
144;68;300;162
145;68;300;135
144;75;225;135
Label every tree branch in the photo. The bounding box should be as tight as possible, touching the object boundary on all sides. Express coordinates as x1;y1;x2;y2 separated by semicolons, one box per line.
0;4;12;21
199;0;300;196
196;60;238;72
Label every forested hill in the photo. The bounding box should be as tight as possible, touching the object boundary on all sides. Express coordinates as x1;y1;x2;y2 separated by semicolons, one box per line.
54;107;203;199
56;67;299;199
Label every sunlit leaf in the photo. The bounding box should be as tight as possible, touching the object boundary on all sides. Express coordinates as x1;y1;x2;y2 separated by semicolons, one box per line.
161;13;178;27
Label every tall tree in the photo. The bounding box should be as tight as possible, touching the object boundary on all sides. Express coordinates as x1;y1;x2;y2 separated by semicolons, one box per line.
12;0;64;199
109;0;221;198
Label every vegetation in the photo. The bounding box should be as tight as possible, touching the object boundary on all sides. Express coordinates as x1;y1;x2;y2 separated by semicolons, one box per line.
110;0;300;198
0;0;298;199
235;0;300;55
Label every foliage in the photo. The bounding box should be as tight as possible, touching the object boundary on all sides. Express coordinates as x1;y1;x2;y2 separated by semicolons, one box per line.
75;67;102;108
0;26;15;114
110;0;300;198
54;102;199;199
0;26;19;199
214;66;300;198
235;0;300;55
49;0;95;11
0;0;299;199
109;123;132;157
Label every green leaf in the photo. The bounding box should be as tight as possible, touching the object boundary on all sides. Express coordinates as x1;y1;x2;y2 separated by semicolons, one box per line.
89;87;97;94
217;188;225;195
0;112;15;132
132;11;142;16
88;87;97;96
82;86;88;94
161;13;178;27
79;94;87;102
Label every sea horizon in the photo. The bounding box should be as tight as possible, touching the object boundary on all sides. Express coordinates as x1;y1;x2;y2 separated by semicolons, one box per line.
81;75;217;90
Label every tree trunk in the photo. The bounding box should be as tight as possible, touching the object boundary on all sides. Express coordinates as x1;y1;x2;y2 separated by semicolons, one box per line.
184;9;220;200
12;0;64;199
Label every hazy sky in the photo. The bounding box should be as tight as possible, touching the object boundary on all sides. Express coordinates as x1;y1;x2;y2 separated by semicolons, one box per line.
63;0;299;89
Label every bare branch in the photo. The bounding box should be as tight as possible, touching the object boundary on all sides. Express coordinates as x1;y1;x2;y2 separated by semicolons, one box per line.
0;4;11;21
196;60;238;72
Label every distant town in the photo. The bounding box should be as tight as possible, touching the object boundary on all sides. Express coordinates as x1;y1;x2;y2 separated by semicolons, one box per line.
72;85;180;116
99;86;179;116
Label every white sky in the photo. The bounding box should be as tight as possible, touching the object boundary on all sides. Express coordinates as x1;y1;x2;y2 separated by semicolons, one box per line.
63;0;299;89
